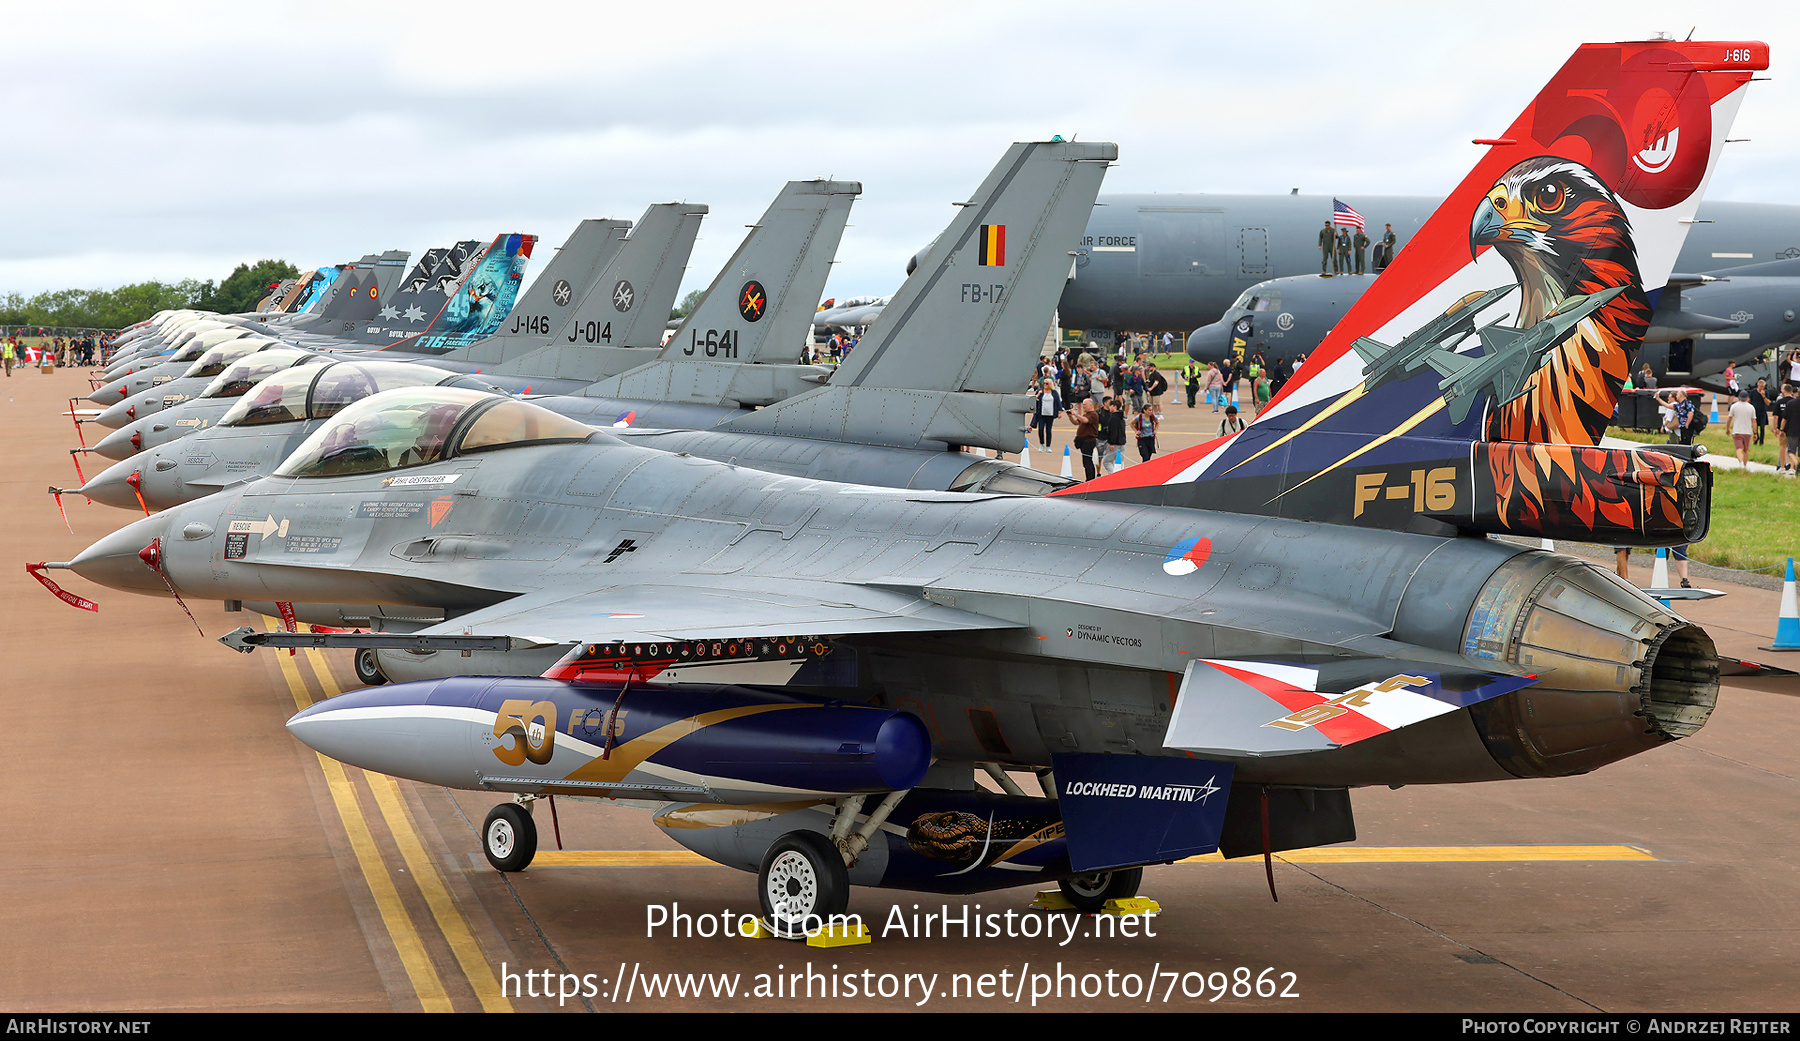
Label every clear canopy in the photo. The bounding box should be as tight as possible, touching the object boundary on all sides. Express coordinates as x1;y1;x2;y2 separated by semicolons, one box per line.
179;339;272;380
275;387;597;478
197;348;322;399
219;361;461;427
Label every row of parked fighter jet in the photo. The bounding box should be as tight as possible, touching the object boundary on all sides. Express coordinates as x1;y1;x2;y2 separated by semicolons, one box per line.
67;141;1118;531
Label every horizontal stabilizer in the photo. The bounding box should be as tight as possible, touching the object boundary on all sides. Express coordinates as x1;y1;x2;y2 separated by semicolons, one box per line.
1164;657;1537;758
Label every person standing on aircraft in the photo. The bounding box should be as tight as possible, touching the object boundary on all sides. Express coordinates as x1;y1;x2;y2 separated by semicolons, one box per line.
1353;227;1370;275
1378;223;1398;269
1335;227;1352;275
1319;221;1335;276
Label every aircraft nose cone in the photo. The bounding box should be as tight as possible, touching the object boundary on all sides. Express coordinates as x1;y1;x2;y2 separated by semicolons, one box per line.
1186;322;1233;365
80;458;150;511
95;399;137;429
93;425;140;461
68;514;174;595
86;380;133;406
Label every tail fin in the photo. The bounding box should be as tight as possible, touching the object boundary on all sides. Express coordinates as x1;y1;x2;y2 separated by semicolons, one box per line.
379;233;539;353
720;141;1115;451
573;179;859;405
1068;40;1766;547
481;203;706;380
446;219;632;364
833;139;1114;393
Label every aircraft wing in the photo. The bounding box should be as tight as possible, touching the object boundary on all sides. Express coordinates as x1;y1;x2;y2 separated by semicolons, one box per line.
1164;657;1537;758
411;576;1023;647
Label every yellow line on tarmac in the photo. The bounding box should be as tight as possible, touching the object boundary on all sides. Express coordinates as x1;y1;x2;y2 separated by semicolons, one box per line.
1180;844;1660;864
274;644;452;1012
301;648;514;1014
533;845;1659;868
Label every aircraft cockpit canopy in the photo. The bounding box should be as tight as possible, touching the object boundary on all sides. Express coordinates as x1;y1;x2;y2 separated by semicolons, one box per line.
1229;287;1281;313
180;339;272;381
219;361;467;427
275;388;598;479
197;348;322;400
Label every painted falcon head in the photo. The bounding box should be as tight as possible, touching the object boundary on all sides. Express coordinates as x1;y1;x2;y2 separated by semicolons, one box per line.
1470;157;1646;326
1470;157;1653;447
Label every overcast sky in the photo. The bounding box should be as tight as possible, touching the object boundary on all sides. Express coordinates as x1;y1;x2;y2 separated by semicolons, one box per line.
3;1;1794;304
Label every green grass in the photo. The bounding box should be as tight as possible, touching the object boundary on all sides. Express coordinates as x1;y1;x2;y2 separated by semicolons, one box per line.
1604;426;1800;573
1606;423;1784;469
1683;468;1800;573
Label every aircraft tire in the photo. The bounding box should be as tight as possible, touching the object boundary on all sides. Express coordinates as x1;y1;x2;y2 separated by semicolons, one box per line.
354;648;387;686
1057;866;1143;913
483;803;537;872
757;831;849;940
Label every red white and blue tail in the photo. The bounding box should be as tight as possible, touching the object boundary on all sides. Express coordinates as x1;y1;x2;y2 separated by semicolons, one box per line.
1067;40;1766;546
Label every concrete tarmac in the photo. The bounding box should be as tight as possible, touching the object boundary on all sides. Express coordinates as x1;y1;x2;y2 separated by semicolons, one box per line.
4;364;1797;1012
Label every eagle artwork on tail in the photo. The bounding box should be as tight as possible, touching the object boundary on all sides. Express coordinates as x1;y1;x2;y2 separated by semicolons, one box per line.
1471;157;1652;445
1470;157;1668;536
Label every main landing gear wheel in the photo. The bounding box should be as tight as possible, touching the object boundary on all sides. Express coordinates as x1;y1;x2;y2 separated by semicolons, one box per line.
758;831;849;939
1058;866;1143;913
354;648;387;686
482;803;537;872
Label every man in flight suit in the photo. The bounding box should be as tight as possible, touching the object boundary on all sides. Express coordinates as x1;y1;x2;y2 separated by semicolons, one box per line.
1353;227;1370;275
1319;221;1335;276
1335;227;1352;276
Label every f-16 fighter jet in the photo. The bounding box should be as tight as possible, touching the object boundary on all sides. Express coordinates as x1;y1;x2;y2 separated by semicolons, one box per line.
42;38;1768;939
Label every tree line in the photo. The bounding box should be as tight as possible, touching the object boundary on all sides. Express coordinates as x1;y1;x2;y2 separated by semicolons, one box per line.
0;259;300;331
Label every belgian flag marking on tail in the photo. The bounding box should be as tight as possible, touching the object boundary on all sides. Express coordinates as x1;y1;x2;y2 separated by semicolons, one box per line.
978;224;1006;267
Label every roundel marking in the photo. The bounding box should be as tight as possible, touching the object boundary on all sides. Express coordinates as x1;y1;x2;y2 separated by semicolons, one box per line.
551;279;572;306
1276;312;1294;331
1162;536;1213;576
739;280;767;323
613;280;635;312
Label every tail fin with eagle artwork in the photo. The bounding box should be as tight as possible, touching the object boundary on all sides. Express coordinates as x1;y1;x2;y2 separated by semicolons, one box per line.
1067;39;1768;547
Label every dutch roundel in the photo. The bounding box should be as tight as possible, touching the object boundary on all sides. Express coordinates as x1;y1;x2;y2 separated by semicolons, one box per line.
1162;537;1212;576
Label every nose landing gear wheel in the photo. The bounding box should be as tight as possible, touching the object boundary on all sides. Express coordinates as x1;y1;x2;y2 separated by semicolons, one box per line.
483;802;537;872
354;647;387;686
758;831;849;939
1057;866;1142;913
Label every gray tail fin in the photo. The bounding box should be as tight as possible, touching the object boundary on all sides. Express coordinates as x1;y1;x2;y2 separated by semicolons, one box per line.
572;180;859;405
307;256;381;318
719;141;1114;451
830;140;1115;393
484;203;705;380
662;179;859;365
441;219;632;364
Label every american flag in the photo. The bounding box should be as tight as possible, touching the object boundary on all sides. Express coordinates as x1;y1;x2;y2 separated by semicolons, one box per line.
1332;199;1365;230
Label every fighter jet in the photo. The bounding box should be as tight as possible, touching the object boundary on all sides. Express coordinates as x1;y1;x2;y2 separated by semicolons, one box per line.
1423;287;1629;424
42;41;1767;936
1349;284;1516;392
